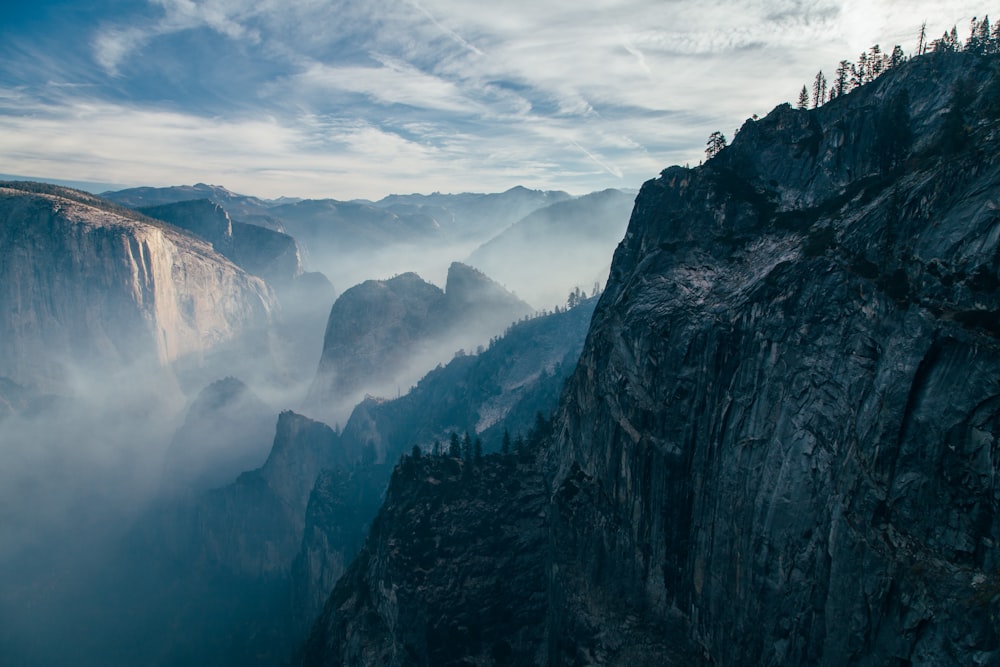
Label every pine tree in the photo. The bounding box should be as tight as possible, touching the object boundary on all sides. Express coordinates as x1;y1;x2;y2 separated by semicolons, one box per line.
462;431;473;460
834;61;851;97
979;16;992;53
448;431;461;458
856;51;869;84
514;433;526;458
797;85;809;110
474;437;483;462
705;131;727;159
889;45;905;69
917;21;928;55
812;70;827;108
869;45;883;79
967;17;981;53
501;428;511;455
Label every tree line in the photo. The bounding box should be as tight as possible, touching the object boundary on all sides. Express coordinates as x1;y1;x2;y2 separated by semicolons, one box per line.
707;13;1000;159
800;15;998;111
407;411;554;468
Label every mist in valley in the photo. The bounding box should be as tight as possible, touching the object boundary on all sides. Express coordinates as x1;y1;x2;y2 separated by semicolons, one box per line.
0;179;631;665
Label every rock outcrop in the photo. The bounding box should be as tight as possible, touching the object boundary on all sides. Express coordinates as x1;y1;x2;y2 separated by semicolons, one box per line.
298;51;1000;666
308;262;532;419
0;182;275;391
548;50;1000;666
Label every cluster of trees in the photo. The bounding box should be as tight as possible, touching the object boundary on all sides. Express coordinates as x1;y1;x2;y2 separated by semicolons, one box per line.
485;285;600;350
411;411;554;466
566;284;598;309
705;14;999;162
925;15;1000;55
798;43;907;110
799;15;998;111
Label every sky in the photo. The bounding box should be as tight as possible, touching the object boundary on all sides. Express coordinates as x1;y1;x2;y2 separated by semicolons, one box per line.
0;0;986;200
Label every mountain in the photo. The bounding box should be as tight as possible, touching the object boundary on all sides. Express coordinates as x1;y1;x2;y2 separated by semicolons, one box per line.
104;184;578;299
138;199;302;287
297;50;1000;666
466;188;635;308
84;411;348;667
0;181;275;393
373;185;573;242
268;198;440;253
12;293;596;667
307;262;533;421
102;182;283;225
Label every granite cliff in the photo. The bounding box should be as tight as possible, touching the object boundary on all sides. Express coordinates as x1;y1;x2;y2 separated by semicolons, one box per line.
298;50;1000;666
0;182;275;392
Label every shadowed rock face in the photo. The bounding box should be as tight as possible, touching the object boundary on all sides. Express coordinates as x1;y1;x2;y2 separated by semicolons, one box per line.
297;52;1000;666
549;51;1000;666
298;455;551;667
0;183;275;392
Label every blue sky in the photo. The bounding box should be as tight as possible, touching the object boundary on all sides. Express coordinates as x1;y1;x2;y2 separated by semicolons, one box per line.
0;0;984;199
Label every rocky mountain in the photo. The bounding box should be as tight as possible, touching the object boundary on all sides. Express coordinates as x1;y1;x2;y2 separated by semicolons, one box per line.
297;50;1000;666
102;184;605;307
0;181;276;393
268;198;440;255
79;411;348;667
307;262;533;420
466;188;635;308
134;198;335;385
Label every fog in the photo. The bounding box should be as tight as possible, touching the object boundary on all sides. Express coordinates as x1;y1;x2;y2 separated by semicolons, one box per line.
0;182;636;665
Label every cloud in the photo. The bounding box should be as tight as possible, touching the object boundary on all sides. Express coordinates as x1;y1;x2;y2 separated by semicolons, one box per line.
0;0;989;198
406;0;484;56
290;55;481;114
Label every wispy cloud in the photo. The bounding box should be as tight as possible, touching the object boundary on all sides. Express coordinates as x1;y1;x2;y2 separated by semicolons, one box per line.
0;0;988;198
289;55;482;114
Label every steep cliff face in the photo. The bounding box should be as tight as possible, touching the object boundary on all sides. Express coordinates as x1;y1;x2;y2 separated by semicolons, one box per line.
0;183;275;391
550;51;1000;665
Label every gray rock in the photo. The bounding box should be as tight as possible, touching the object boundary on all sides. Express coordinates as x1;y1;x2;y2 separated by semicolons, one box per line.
0;183;275;392
550;50;1000;666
